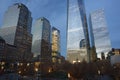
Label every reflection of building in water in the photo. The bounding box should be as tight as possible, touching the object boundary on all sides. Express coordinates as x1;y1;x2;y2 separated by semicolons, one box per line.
67;0;90;63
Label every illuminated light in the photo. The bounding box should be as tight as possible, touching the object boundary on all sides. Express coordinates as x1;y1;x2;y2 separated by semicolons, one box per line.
1;62;5;65
17;63;20;66
72;60;76;64
98;70;100;74
48;68;52;73
35;62;40;67
35;68;38;72
68;73;71;78
1;66;4;70
27;63;30;66
18;71;21;74
78;60;81;62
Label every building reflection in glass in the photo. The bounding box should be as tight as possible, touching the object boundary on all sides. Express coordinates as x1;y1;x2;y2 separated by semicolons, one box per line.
89;9;111;58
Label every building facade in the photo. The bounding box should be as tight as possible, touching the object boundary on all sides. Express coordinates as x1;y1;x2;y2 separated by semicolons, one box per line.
52;27;61;63
89;14;97;62
0;36;6;61
67;0;90;63
2;3;32;33
0;3;33;61
89;9;111;58
112;48;120;55
32;17;51;62
0;36;18;62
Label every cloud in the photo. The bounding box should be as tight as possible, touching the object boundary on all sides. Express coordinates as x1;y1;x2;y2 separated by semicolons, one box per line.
68;28;82;32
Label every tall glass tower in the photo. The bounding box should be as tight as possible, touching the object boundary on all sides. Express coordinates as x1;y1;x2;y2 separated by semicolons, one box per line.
32;17;51;62
2;3;32;33
89;9;111;58
67;0;90;63
52;27;61;63
0;3;33;60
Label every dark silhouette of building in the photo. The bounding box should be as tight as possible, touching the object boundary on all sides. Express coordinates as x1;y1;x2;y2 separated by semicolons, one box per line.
90;46;97;62
0;36;18;62
0;36;6;61
101;52;105;60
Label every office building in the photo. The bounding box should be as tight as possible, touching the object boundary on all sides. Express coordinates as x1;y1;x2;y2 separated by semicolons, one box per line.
52;27;61;63
0;36;18;62
67;0;90;63
0;36;6;61
2;3;32;33
32;17;51;62
111;55;120;65
0;3;33;61
89;9;111;58
112;48;120;55
89;15;97;62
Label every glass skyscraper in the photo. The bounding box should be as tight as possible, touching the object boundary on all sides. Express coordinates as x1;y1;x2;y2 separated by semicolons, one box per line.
32;17;51;61
2;3;32;33
52;27;61;63
0;3;33;60
89;9;111;58
67;0;90;63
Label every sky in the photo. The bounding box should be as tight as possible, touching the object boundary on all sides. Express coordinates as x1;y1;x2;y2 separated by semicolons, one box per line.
0;0;120;58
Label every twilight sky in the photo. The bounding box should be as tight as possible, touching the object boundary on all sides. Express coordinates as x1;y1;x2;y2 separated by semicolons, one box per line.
0;0;120;57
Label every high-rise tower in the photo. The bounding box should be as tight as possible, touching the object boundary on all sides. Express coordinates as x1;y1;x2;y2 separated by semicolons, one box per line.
67;0;90;63
32;17;51;62
89;9;111;58
52;27;61;63
2;3;32;33
0;3;33;60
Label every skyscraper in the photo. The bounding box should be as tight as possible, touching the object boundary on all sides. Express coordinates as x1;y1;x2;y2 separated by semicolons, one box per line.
67;0;90;63
0;36;6;61
89;9;111;58
0;3;33;60
2;3;32;33
32;17;51;62
52;27;61;63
